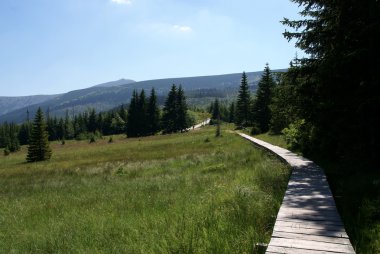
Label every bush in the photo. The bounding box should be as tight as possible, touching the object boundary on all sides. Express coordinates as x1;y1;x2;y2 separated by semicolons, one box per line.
250;125;261;135
282;119;307;150
61;139;65;145
89;134;96;143
108;136;113;143
4;147;10;156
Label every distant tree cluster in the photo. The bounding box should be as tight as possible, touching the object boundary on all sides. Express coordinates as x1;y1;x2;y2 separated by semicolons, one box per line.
0;85;193;161
209;64;277;135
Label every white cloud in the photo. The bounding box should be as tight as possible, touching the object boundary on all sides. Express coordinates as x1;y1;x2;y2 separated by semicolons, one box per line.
110;0;132;5
173;25;192;33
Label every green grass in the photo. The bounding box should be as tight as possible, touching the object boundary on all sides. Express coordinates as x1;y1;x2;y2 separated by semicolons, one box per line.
250;132;380;254
0;125;290;253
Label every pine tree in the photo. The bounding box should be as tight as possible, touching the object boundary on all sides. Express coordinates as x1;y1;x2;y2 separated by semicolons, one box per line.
88;109;97;133
137;90;148;136
235;72;251;127
27;108;52;162
147;88;160;135
228;101;235;123
126;90;139;137
251;64;276;133
176;85;189;132
162;85;178;134
211;99;220;121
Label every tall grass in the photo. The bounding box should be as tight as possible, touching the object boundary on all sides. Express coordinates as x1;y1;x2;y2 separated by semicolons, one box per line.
0;126;290;253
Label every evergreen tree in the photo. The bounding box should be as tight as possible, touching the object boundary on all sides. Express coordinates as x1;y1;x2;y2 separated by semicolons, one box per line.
235;72;251;127
88;109;98;133
228;101;235;123
137;90;148;136
251;64;276;133
211;99;221;121
162;85;178;134
126;90;139;137
176;85;189;132
147;88;160;135
27;108;52;162
281;0;380;161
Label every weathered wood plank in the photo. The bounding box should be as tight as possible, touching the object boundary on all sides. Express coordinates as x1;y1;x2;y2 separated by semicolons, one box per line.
269;238;355;253
275;220;345;230
267;246;351;254
273;225;348;238
272;231;352;244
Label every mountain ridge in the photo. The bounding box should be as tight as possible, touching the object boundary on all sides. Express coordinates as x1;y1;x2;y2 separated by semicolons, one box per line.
0;69;286;123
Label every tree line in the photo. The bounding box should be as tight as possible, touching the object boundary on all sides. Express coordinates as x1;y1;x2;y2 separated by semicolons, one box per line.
0;84;194;161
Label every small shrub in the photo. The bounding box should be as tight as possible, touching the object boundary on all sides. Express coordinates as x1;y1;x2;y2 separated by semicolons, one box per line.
204;137;210;143
61;139;65;145
108;136;113;143
282;119;306;149
4;147;10;156
250;125;261;135
89;135;96;143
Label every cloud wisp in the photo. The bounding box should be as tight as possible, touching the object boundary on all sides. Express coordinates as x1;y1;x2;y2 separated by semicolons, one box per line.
110;0;132;5
172;25;192;33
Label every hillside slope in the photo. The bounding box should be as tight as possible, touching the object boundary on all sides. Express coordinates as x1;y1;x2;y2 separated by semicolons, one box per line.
0;70;286;123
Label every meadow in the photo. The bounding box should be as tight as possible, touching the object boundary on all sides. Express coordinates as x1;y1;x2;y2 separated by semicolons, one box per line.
0;125;290;253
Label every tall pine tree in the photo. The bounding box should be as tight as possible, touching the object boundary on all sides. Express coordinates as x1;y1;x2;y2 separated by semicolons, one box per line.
176;85;189;132
235;72;251;127
251;64;276;133
126;90;139;137
27;108;52;162
162;85;178;134
147;88;160;135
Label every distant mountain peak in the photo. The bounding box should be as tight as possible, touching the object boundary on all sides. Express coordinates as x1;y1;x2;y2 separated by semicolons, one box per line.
92;79;136;88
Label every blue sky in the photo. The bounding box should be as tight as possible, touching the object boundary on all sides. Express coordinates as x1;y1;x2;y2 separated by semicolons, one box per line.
0;0;302;96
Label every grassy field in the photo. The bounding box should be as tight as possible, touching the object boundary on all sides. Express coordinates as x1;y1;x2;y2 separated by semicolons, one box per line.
0;125;290;253
251;132;380;254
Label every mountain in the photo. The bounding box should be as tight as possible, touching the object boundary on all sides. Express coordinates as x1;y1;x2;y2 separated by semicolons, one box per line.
0;70;286;123
0;95;59;116
91;79;136;88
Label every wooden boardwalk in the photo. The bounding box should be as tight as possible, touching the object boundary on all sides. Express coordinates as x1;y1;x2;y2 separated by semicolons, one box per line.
238;133;356;254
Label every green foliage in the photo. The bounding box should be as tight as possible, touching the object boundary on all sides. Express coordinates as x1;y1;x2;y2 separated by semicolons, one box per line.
3;146;10;156
251;64;276;133
281;119;306;150
147;88;161;135
281;0;380;163
162;84;191;133
108;136;113;143
235;72;251;127
26;108;52;162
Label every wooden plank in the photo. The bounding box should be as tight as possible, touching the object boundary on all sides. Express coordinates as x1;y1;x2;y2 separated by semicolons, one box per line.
272;231;352;244
269;238;355;253
276;212;342;222
275;220;345;230
267;246;350;254
275;217;343;227
273;225;348;238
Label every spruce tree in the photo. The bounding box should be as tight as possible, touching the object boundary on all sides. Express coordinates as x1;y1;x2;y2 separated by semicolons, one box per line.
251;64;276;133
147;88;160;135
235;72;251;127
27;108;52;162
228;101;235;123
211;99;221;121
162;85;178;133
176;85;189;132
126;90;139;137
137;90;148;136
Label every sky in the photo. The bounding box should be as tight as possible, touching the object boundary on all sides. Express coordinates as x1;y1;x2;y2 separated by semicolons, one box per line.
0;0;302;96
